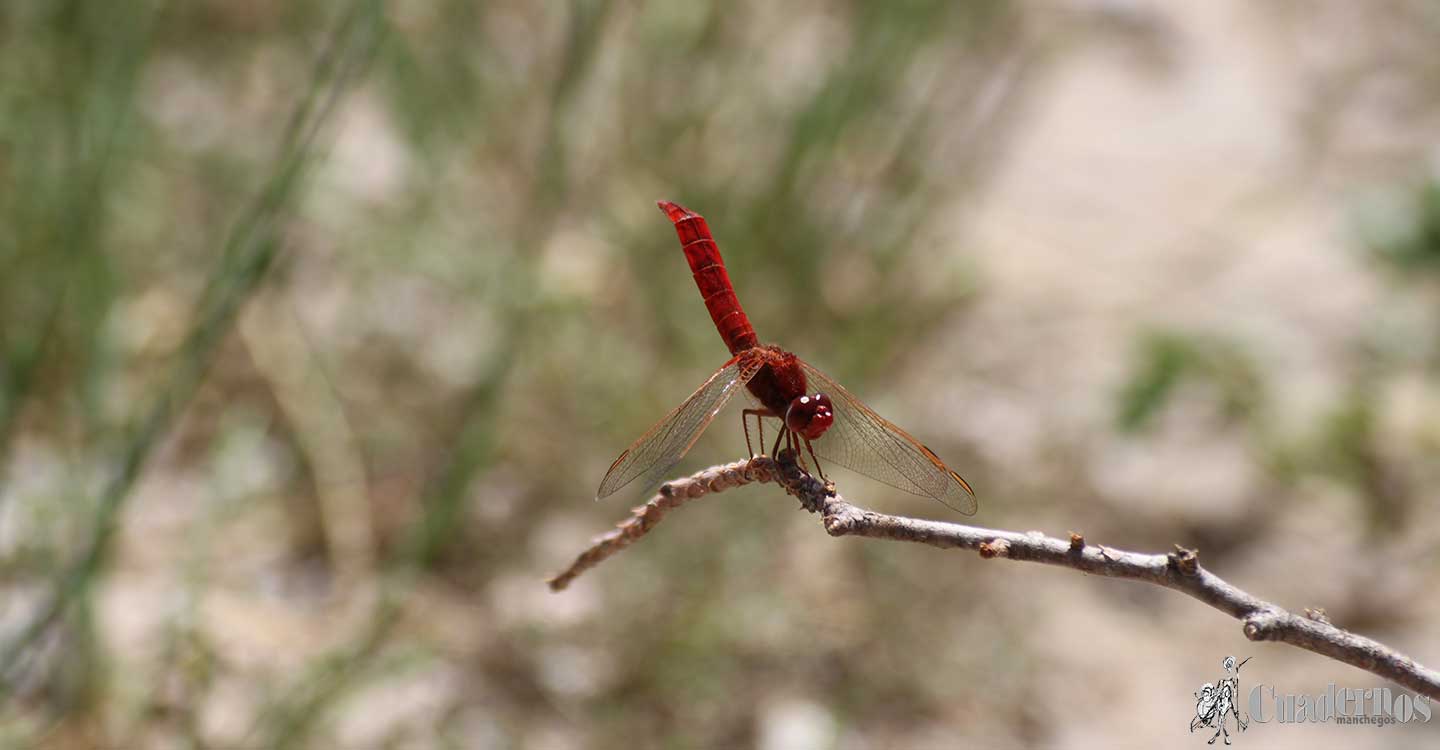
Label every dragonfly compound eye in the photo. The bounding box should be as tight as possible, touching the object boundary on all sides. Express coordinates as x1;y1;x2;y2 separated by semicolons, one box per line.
786;393;835;440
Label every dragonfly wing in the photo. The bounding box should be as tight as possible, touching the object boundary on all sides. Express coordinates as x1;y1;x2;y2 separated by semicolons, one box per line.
597;352;764;500
798;361;977;515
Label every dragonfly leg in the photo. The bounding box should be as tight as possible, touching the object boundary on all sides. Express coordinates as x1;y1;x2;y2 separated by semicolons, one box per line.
795;433;808;473
786;429;807;473
802;437;827;483
770;424;789;459
741;408;773;457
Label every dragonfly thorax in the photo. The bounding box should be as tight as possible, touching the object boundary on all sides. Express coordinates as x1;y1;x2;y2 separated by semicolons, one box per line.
785;392;834;440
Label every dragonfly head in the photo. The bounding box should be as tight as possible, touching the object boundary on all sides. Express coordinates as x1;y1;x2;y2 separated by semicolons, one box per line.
785;393;834;440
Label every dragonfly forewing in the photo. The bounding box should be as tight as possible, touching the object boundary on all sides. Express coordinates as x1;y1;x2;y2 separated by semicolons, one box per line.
799;362;977;515
597;352;765;500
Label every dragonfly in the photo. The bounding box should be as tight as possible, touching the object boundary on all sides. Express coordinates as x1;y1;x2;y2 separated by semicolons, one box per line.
596;201;977;514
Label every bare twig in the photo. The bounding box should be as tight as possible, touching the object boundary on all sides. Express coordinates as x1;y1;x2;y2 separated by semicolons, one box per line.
549;453;1440;700
547;458;778;591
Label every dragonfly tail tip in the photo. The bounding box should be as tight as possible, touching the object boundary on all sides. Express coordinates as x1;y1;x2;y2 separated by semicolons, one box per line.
656;200;694;222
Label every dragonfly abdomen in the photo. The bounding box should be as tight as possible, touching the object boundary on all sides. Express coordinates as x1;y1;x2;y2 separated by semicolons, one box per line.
658;200;759;355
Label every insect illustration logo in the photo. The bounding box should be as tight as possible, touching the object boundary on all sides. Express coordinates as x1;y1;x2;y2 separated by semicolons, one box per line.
1190;656;1251;745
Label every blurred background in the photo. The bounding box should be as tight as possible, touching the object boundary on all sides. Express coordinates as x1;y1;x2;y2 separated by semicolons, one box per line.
2;0;1439;747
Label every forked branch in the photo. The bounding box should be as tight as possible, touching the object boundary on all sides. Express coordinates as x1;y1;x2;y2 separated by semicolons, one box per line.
548;453;1440;700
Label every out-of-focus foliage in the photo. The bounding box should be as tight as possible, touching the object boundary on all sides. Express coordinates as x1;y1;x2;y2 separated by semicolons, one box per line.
1117;172;1440;542
1366;180;1440;280
1116;171;1440;547
1116;331;1265;433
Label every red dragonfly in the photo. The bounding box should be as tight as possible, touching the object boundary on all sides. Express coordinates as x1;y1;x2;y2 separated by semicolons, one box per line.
597;201;977;514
